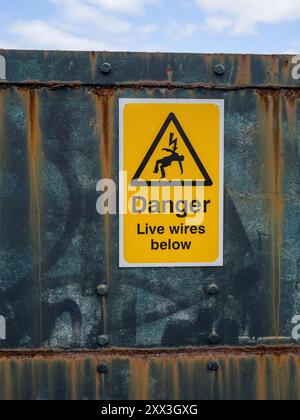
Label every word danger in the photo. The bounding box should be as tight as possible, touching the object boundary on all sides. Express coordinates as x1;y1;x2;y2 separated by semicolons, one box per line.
132;196;211;218
137;223;205;251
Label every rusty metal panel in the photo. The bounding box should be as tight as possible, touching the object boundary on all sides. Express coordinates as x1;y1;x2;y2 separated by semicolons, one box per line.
0;50;300;399
0;349;300;400
2;87;298;348
0;87;104;348
0;51;298;88
107;88;300;348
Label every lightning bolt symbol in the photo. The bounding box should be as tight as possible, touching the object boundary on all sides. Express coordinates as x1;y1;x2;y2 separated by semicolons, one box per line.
169;133;178;150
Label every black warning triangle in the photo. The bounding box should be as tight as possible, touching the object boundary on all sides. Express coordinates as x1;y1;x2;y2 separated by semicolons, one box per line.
131;113;213;187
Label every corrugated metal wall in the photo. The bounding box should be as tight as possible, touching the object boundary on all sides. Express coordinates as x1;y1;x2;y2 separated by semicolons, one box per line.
0;51;300;400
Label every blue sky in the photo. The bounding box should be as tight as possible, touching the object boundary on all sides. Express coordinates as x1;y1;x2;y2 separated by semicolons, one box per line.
0;0;299;53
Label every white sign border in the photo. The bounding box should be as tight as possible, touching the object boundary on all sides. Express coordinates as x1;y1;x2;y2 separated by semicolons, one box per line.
119;98;224;268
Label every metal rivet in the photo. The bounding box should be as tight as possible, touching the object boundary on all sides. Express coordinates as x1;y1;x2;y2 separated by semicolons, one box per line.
207;283;219;296
101;62;112;75
97;284;108;297
214;64;225;76
97;335;109;347
208;332;220;345
97;363;109;374
207;361;219;372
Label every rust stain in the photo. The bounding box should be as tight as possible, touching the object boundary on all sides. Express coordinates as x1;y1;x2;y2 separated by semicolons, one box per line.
69;359;78;400
2;79;300;91
279;354;290;400
43;51;49;61
92;358;101;401
92;88;115;336
282;56;291;84
233;356;241;400
2;359;12;400
167;64;173;83
284;91;297;172
129;358;150;400
295;354;300;399
256;356;267;400
224;356;232;400
270;354;281;400
90;51;97;82
2;345;300;359
205;55;214;81
18;88;44;346
236;55;251;86
216;357;224;400
183;356;195;399
47;361;54;400
267;56;280;87
257;90;284;338
272;93;284;338
168;358;179;400
30;358;37;400
28;89;43;345
0;351;300;400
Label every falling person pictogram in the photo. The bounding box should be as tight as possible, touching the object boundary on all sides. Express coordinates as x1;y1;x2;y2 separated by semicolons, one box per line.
131;112;213;187
153;133;185;179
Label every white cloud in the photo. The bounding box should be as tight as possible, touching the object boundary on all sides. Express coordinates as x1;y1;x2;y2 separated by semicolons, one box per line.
195;0;300;34
205;17;232;34
138;24;157;35
286;42;300;55
85;0;159;15
9;20;108;50
49;0;132;33
7;0;158;51
166;21;200;39
0;39;16;49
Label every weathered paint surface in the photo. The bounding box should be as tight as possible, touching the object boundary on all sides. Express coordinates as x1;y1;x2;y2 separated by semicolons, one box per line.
0;348;300;400
0;51;300;399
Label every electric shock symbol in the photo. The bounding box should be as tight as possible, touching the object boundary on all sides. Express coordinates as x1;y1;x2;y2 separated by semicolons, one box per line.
131;112;213;187
153;133;185;179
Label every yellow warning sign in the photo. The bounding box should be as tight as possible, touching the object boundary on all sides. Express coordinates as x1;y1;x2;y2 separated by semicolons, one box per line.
119;99;224;267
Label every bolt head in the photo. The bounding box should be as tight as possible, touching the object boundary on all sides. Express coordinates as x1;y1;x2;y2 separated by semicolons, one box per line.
214;64;225;76
97;335;109;347
207;283;219;296
101;62;112;75
97;363;109;374
207;361;219;372
208;332;220;345
97;284;108;297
